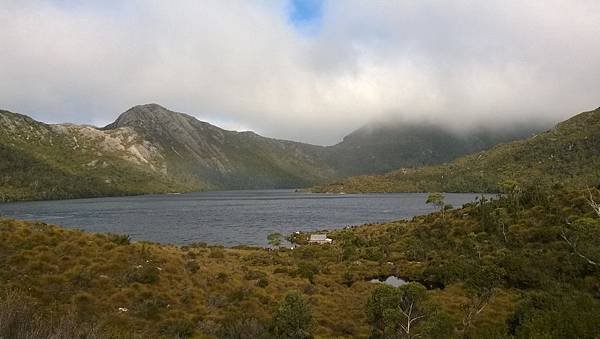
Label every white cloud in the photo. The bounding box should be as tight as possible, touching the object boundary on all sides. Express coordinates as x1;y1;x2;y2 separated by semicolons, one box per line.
0;0;599;145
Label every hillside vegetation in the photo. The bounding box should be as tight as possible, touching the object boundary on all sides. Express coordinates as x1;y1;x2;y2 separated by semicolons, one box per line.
313;107;600;193
0;104;536;201
1;185;599;338
0;110;190;202
326;121;540;177
0;105;337;201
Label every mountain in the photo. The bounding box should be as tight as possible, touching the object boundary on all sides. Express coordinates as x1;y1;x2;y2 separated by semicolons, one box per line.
103;104;334;190
0;109;189;201
313;107;600;193
0;103;540;201
325;120;540;177
0;104;337;201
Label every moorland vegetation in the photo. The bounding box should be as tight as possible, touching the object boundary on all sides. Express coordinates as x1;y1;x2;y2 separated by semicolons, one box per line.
1;183;599;338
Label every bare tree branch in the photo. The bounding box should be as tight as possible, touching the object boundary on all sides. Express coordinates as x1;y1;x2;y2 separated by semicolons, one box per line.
561;228;598;267
586;188;600;218
500;221;508;243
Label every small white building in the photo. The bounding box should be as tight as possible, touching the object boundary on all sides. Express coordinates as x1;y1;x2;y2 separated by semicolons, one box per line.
309;234;332;244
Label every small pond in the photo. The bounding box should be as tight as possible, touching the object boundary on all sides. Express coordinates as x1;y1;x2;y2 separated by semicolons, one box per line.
370;276;407;287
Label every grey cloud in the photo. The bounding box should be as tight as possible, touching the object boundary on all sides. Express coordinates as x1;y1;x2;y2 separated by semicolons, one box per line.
0;0;598;145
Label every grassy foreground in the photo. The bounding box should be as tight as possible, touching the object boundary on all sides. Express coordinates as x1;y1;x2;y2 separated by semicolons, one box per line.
0;186;599;338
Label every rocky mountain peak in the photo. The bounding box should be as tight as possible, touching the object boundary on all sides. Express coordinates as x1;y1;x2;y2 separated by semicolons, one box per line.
105;103;178;129
103;103;223;137
102;104;233;163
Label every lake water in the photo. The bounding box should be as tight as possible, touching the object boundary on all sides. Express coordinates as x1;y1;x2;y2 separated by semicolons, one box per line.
0;190;485;246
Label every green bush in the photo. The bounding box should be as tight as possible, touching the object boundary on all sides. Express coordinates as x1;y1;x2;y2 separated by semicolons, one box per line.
508;290;600;338
244;270;267;280
271;292;313;338
367;283;432;338
295;262;320;284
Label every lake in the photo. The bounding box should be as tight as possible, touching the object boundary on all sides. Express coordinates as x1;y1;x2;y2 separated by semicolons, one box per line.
0;190;486;246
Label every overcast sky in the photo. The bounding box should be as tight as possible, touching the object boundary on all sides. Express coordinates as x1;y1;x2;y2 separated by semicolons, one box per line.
1;0;599;145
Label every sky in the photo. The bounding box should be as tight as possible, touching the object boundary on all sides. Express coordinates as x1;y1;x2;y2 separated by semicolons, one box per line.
1;0;599;145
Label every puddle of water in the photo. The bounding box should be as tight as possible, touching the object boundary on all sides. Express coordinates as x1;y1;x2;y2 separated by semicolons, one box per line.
369;276;407;287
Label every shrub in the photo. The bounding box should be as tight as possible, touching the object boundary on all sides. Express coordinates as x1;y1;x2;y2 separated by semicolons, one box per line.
256;278;269;288
367;283;430;338
507;291;600;338
70;269;93;288
185;260;200;273
71;292;97;320
271;292;313;339
341;271;354;287
296;262;320;284
160;318;195;338
267;232;283;247
228;288;251;304
125;264;160;284
188;241;208;248
244;270;267;280
218;315;266;339
333;320;355;336
209;248;225;259
134;294;168;319
287;232;308;245
197;319;219;336
362;247;385;262
107;233;131;245
208;295;227;308
245;252;277;266
217;272;229;283
302;284;316;295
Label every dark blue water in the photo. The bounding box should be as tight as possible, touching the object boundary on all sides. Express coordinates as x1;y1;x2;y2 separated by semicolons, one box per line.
0;190;485;246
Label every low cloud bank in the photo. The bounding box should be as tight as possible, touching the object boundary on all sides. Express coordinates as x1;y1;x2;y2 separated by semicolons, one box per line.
1;1;598;144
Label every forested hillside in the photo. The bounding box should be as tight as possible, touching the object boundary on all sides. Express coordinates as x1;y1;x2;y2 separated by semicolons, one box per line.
313;107;600;193
325;120;540;177
1;186;598;338
0;104;537;201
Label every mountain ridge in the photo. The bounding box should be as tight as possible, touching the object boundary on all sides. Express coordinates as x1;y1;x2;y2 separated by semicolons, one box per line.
326;119;542;176
312;107;600;193
0;104;543;201
0;108;187;201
